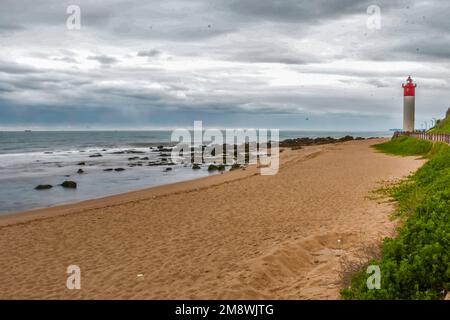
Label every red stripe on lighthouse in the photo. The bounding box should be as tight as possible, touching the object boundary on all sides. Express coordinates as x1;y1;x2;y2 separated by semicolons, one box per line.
402;76;416;96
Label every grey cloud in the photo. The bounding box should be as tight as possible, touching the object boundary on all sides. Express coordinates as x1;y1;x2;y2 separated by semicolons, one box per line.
230;48;321;65
137;50;161;57
52;56;79;64
223;0;394;23
0;61;39;74
391;39;450;61
0;23;25;32
87;55;119;65
0;83;14;92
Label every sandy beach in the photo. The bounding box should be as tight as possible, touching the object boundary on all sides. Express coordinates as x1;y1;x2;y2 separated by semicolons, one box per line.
0;138;424;299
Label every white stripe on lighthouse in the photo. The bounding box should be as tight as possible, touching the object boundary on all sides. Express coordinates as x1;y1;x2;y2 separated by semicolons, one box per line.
403;95;415;132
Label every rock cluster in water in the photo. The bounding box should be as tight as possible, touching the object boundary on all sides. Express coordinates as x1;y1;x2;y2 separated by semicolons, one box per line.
61;181;77;188
34;184;53;190
34;137;367;192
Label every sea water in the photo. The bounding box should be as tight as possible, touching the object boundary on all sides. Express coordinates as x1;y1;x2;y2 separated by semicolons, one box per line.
0;130;391;214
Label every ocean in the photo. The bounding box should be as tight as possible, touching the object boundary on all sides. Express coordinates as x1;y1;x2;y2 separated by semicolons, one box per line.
0;130;391;214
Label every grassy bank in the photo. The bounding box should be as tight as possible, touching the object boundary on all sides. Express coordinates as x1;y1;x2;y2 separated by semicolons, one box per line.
373;135;433;157
429;116;450;134
341;136;450;299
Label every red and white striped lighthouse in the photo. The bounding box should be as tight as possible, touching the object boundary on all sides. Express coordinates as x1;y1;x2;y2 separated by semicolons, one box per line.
402;76;416;132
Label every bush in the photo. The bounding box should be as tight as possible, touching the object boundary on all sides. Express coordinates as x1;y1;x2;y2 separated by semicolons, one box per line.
342;140;450;300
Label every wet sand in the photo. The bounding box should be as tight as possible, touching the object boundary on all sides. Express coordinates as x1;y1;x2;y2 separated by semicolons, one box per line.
0;139;424;299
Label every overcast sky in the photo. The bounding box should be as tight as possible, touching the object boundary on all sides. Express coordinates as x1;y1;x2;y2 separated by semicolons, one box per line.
1;0;449;130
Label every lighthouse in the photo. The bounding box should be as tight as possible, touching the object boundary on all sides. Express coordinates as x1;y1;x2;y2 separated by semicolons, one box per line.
402;76;416;132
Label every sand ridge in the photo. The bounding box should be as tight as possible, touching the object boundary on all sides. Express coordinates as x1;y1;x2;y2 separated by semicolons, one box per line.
0;139;424;299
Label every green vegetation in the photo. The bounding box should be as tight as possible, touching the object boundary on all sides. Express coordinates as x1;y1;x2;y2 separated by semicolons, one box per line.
342;136;450;300
429;115;450;134
373;135;433;157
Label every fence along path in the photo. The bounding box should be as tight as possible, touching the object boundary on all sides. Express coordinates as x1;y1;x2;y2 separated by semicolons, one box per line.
393;131;450;144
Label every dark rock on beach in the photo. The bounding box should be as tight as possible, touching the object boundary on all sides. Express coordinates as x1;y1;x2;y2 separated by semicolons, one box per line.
126;150;145;154
338;135;355;142
208;164;226;171
89;153;103;158
77;169;85;174
164;167;173;172
192;164;201;170
230;163;241;171
61;181;77;189
153;146;172;152
103;168;113;171
129;162;144;167
280;135;363;150
114;168;125;172
111;149;145;155
34;184;53;190
77;162;86;166
128;156;140;161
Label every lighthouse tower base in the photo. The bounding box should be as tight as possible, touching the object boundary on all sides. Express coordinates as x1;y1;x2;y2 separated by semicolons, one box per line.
403;96;415;132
